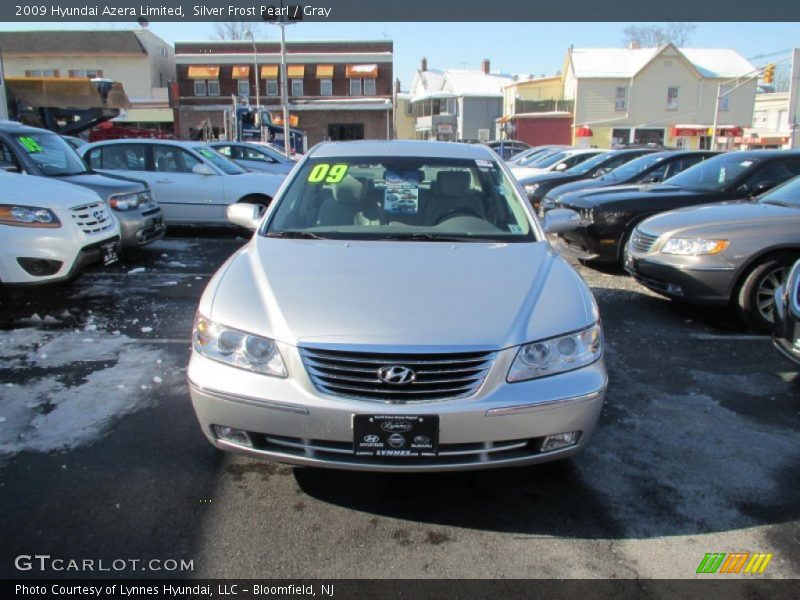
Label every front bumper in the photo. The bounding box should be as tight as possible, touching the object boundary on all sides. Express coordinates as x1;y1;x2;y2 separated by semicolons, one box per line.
623;250;734;305
115;203;166;248
556;228;620;263
187;346;608;472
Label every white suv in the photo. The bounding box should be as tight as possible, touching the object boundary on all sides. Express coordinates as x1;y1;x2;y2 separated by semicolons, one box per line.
81;140;286;225
0;172;120;284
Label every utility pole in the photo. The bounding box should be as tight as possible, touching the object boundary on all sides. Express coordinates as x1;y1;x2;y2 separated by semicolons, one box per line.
0;46;9;121
788;48;799;149
278;20;290;157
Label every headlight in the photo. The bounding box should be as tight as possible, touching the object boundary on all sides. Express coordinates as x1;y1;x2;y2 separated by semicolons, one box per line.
507;322;603;382
108;192;142;211
192;315;287;377
524;183;540;196
0;204;61;228
137;190;152;204
661;238;729;256
593;209;628;225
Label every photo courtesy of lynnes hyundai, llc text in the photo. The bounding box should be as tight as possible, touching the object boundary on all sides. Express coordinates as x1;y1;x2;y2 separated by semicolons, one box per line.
187;140;607;472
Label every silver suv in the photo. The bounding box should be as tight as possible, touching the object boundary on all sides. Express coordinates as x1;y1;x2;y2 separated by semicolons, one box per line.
188;141;607;472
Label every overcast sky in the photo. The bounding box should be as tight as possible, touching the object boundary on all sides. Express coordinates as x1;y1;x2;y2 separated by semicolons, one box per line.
2;21;798;88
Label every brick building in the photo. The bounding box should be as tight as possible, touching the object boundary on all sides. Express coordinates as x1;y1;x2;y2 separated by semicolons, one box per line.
173;40;394;144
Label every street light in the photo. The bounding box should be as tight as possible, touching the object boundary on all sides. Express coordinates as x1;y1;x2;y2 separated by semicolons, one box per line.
245;29;261;124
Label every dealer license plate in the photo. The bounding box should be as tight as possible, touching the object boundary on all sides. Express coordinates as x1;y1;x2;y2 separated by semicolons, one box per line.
353;415;439;457
101;241;119;266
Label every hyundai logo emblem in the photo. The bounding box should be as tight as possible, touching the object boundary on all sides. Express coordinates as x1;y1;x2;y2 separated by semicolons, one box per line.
377;365;416;385
92;211;104;220
363;434;380;443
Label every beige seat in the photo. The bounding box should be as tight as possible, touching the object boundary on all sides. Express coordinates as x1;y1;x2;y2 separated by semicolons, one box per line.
317;176;381;226
422;171;486;225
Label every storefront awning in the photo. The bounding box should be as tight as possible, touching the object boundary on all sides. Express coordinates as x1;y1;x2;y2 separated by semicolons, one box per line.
187;66;219;79
574;125;593;137
261;65;279;79
346;64;378;78
316;65;334;78
231;66;250;79
287;65;305;78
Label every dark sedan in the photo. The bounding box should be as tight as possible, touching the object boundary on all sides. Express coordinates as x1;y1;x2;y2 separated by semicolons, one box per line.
518;148;659;210
624;175;800;331
553;150;800;266
773;259;800;364
540;150;719;215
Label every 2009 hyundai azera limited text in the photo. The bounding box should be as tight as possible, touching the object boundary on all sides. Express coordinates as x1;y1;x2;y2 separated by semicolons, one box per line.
187;141;607;472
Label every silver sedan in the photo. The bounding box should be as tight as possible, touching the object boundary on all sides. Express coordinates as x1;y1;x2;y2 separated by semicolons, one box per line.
187;141;607;472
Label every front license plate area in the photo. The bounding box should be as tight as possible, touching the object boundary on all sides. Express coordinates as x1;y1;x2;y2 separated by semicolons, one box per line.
353;415;439;457
101;241;119;266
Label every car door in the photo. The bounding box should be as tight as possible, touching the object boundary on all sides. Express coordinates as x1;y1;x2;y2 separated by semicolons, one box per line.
150;145;225;223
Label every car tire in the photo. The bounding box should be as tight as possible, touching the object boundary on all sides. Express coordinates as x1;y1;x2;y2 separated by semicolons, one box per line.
238;194;272;215
735;252;797;333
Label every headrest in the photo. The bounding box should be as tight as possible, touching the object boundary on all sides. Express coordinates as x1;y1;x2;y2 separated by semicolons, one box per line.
436;171;470;197
333;175;366;206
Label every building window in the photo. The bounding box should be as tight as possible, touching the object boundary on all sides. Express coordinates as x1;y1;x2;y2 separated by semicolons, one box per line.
25;69;58;77
699;136;712;150
194;80;207;96
666;86;679;110
718;85;730;112
615;86;627;111
363;78;376;95
350;78;362;96
68;69;103;78
611;128;631;145
266;80;279;96
320;78;332;96
238;79;250;97
328;123;364;141
291;79;303;96
161;47;168;57
207;80;220;96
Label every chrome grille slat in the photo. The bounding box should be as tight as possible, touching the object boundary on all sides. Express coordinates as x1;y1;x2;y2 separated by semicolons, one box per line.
301;346;495;402
630;228;659;253
70;202;114;236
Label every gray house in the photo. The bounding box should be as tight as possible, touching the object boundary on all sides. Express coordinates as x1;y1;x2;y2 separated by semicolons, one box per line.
409;58;512;142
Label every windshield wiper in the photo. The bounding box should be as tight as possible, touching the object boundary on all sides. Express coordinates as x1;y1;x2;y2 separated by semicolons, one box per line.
265;230;330;239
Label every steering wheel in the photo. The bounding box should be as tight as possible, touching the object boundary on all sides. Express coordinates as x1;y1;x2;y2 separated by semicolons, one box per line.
434;207;483;225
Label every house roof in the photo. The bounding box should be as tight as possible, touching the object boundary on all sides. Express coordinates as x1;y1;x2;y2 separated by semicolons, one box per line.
0;30;146;55
410;67;512;102
569;46;754;79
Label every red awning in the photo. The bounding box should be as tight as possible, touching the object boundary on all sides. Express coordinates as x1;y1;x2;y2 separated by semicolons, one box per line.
574;125;593;137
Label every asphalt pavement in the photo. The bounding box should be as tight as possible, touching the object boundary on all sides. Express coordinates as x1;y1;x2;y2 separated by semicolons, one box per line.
1;230;798;581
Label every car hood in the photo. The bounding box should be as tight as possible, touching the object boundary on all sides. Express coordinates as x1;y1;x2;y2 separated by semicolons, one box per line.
548;177;609;198
558;183;703;208
58;172;145;198
511;166;552;179
0;173;103;208
206;239;597;348
636;200;797;237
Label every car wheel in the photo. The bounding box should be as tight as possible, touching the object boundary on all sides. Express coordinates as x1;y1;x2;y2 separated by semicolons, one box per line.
736;252;797;333
239;194;272;215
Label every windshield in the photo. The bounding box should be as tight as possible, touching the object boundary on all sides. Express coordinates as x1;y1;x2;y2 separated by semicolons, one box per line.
527;151;569;169
251;144;292;164
565;152;612;175
514;147;554;165
760;175;800;208
666;154;759;191
193;146;246;175
14;132;88;176
263;156;536;242
604;153;665;181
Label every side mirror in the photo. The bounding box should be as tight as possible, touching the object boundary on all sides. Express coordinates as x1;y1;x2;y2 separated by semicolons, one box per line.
751;181;776;196
554;162;568;172
227;203;263;231
543;208;581;234
192;163;216;176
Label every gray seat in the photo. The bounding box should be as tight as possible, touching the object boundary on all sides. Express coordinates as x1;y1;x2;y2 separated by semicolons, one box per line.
423;171;486;225
317;176;381;226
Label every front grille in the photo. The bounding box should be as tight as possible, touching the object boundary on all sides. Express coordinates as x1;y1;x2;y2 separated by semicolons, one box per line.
300;347;495;403
629;228;659;253
70;202;114;235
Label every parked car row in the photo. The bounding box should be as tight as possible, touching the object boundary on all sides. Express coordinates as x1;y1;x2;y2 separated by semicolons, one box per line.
533;148;800;332
0;121;292;285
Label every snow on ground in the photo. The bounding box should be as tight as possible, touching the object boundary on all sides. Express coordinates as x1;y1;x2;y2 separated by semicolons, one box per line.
0;327;167;456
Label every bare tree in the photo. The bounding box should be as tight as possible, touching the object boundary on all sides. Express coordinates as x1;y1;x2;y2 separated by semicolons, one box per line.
212;22;264;41
622;23;697;48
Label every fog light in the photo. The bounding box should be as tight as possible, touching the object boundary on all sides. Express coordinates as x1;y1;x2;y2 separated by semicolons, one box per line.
17;257;62;276
213;425;253;447
541;431;580;452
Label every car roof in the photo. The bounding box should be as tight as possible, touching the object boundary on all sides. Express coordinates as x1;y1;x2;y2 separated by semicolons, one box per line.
308;140;500;160
84;139;203;148
0;120;56;134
